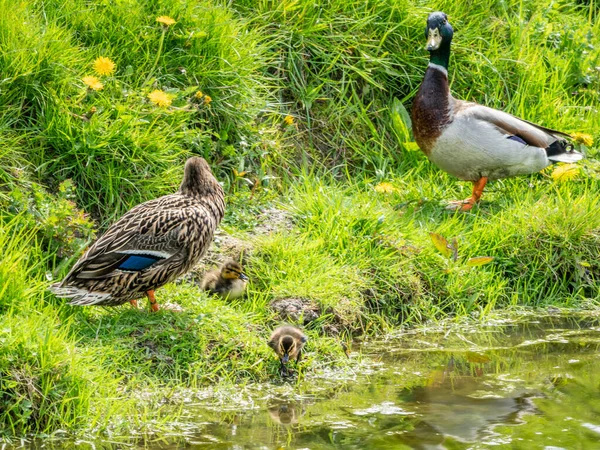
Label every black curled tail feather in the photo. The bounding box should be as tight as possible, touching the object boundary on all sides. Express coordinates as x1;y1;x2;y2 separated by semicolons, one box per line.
546;138;584;163
545;139;573;158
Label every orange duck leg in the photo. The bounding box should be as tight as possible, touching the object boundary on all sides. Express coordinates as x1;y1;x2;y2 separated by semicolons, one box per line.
147;290;160;312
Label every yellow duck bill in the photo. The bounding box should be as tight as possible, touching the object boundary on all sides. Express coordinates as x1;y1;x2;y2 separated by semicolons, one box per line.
426;28;442;51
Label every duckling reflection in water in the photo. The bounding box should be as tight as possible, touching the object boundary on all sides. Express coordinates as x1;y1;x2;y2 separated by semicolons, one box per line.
201;259;248;299
268;403;304;425
268;326;307;377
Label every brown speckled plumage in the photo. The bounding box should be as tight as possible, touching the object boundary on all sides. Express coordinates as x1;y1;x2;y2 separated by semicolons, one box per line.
50;157;225;307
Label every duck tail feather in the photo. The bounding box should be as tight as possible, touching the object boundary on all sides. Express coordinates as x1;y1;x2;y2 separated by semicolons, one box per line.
548;151;584;163
49;284;112;305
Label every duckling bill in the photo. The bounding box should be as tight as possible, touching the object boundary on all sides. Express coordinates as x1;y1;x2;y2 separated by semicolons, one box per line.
411;12;584;211
201;259;248;299
268;326;308;377
50;157;225;311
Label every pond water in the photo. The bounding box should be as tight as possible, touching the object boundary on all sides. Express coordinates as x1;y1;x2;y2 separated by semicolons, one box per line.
18;313;600;449
163;314;600;450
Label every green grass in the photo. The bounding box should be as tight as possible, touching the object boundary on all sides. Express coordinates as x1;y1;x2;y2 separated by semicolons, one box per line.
0;0;599;442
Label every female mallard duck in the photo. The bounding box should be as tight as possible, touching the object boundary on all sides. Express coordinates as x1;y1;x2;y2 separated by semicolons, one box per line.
411;12;584;211
50;157;225;311
268;325;308;377
201;259;248;299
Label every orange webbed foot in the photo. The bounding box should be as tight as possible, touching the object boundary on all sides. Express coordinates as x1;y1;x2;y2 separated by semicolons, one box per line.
130;299;139;308
446;199;476;211
446;177;488;212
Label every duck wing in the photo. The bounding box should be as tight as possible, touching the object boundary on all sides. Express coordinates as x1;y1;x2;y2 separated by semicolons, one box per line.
456;103;583;163
200;270;220;291
61;195;197;282
458;103;568;146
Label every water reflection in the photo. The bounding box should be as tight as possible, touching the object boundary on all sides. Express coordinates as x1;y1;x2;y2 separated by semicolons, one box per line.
268;402;305;425
401;375;537;444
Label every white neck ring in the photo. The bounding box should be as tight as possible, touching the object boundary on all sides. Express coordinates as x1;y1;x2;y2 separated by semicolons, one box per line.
428;62;448;77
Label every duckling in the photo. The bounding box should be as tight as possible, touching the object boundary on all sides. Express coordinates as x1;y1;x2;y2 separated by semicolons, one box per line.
268;325;308;377
50;157;225;311
201;259;248;299
411;12;584;211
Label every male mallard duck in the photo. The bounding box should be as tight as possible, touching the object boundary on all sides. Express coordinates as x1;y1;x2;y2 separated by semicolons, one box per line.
201;259;248;299
411;12;584;211
50;157;225;311
268;325;308;377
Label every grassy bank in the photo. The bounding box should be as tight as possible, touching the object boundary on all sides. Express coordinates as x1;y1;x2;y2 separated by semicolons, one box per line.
1;0;599;441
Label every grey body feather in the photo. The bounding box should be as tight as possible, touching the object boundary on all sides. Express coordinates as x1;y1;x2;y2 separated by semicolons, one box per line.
423;92;583;181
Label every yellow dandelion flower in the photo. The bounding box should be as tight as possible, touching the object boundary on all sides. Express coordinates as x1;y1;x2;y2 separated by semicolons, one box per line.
156;16;176;26
93;57;116;76
82;75;104;91
203;95;212;105
374;182;397;193
551;163;580;182
283;115;295;126
571;132;593;147
194;90;204;100
148;89;172;107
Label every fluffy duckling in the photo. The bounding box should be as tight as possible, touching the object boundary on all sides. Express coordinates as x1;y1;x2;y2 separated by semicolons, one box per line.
411;12;584;211
50;157;225;311
268;325;308;377
201;259;248;299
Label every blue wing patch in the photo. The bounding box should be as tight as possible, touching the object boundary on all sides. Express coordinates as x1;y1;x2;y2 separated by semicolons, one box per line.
118;255;161;271
507;135;527;145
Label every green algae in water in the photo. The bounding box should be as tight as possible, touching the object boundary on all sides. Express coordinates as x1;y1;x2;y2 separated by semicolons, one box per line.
12;314;600;449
